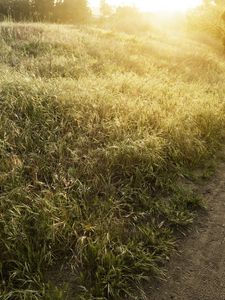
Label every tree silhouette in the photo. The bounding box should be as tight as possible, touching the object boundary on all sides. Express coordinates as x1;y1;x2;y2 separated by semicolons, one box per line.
59;0;91;23
31;0;54;21
100;0;113;17
0;0;92;23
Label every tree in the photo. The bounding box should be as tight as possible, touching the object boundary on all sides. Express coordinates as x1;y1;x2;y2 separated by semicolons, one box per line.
31;0;54;21
100;0;113;17
215;0;225;6
56;0;91;23
115;6;140;18
0;0;92;23
0;0;31;21
0;0;10;19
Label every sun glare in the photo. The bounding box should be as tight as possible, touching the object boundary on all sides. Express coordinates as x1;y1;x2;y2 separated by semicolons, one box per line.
89;0;203;13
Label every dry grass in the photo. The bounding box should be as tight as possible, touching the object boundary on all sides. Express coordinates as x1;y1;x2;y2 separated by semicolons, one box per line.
0;22;225;299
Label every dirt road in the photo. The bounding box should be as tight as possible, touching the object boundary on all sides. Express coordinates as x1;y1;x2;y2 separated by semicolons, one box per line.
149;163;225;300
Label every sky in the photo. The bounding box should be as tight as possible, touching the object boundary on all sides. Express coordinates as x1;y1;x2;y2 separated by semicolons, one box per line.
89;0;203;13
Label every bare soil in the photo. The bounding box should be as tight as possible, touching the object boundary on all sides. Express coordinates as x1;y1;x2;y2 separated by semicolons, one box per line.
149;163;225;300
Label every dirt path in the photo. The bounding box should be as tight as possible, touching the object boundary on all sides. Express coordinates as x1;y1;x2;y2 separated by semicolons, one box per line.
149;163;225;300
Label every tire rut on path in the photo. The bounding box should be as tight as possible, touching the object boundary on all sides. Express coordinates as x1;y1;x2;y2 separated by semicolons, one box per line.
149;163;225;300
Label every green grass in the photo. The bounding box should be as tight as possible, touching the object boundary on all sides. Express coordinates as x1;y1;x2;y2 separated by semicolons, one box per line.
0;22;225;299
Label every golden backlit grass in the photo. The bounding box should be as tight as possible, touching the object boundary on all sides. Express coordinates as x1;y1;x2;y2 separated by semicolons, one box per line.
1;22;225;299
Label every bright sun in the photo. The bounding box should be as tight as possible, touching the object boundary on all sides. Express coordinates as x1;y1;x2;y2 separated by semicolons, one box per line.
89;0;203;13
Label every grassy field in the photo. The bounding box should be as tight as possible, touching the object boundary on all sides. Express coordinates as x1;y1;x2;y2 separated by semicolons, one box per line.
1;22;225;299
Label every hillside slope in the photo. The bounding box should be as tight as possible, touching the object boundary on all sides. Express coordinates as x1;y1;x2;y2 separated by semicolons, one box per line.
0;23;225;299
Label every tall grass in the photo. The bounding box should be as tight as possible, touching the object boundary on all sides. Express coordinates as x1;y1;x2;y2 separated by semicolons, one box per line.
1;22;225;299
